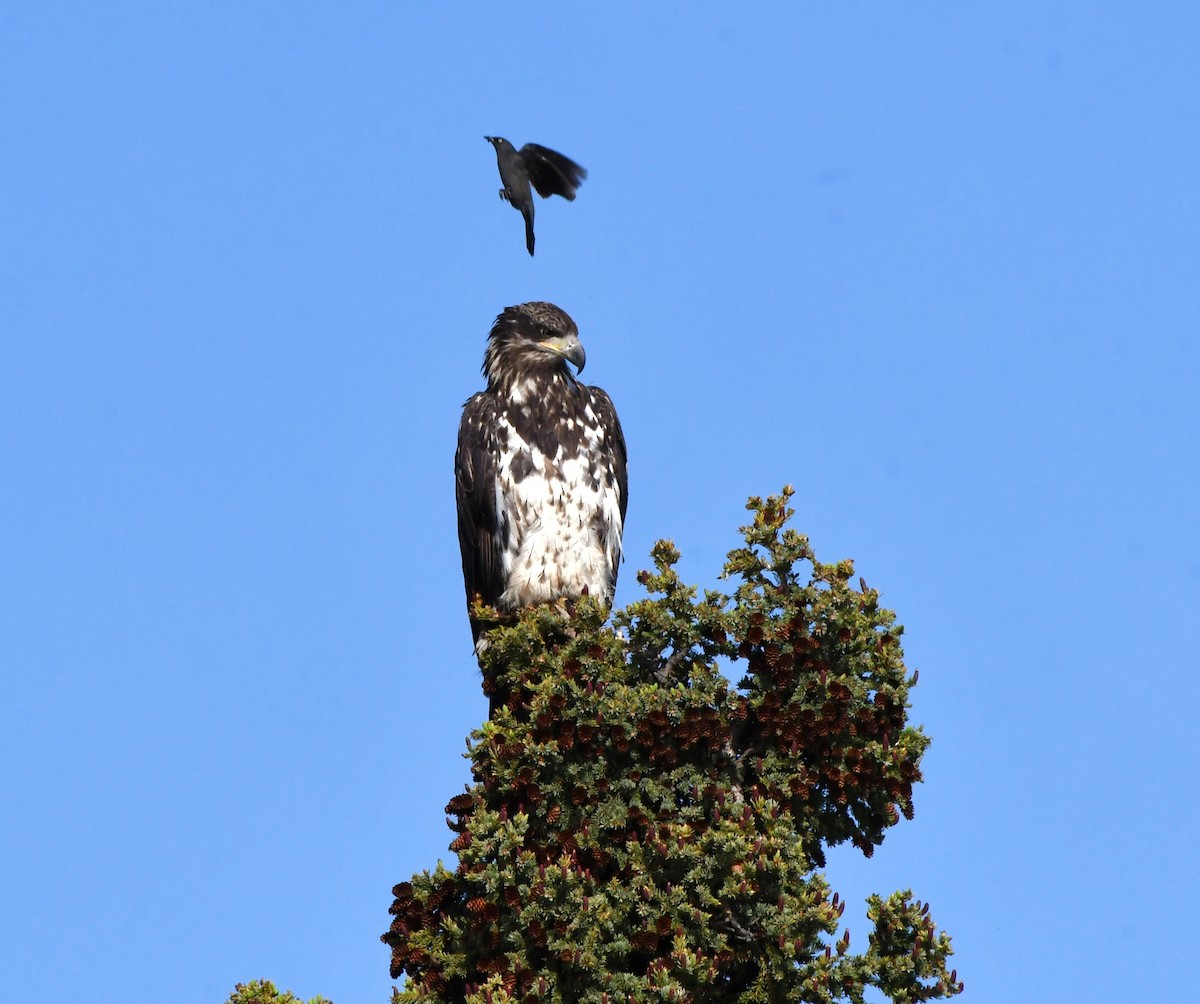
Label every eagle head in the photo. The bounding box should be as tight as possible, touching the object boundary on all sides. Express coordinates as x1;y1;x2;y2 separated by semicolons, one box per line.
482;301;586;391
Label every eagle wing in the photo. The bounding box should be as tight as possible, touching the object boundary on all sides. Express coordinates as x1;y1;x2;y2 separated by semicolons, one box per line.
520;144;588;201
455;393;505;639
586;384;629;550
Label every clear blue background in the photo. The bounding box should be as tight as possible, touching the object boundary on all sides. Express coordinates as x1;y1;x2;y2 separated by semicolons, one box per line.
3;4;1197;1001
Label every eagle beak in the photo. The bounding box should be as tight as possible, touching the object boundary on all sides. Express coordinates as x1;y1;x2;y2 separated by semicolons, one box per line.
541;333;586;373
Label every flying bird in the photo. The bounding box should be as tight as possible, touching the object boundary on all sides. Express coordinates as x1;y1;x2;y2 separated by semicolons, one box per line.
485;137;587;255
455;302;627;715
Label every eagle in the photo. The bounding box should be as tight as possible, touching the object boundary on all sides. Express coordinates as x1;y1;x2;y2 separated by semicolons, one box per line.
455;302;628;714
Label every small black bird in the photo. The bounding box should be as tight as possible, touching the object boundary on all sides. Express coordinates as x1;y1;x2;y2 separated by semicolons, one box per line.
485;137;587;256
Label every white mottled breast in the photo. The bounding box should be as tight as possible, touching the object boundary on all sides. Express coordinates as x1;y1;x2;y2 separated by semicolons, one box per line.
493;397;623;610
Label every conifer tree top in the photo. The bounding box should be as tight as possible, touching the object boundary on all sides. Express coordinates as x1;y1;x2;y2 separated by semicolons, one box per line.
384;490;962;1003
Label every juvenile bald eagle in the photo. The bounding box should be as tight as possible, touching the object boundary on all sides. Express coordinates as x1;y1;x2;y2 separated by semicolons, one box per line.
455;302;628;713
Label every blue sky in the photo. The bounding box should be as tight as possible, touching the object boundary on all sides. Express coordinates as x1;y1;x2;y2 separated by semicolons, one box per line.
3;4;1197;1001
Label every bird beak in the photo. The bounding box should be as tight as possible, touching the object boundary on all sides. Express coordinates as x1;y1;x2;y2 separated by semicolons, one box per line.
541;333;586;373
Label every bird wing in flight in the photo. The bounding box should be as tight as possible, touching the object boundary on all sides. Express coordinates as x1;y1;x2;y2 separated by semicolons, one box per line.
520;144;588;201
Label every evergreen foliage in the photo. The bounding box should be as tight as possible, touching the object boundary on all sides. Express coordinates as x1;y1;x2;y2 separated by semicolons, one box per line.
225;979;332;1004
384;488;961;1003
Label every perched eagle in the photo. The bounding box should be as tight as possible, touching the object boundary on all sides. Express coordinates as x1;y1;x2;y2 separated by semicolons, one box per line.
455;302;628;713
